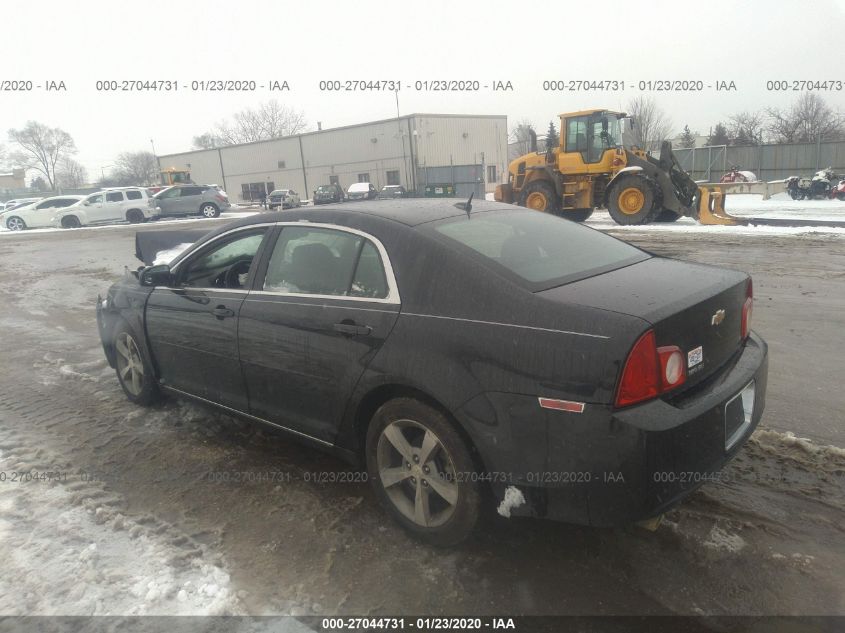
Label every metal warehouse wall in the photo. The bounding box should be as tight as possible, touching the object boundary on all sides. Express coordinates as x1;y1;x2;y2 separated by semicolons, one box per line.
157;114;508;201
674;141;845;182
411;115;508;192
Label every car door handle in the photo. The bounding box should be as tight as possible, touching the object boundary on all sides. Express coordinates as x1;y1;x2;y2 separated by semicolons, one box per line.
212;305;235;319
333;322;372;336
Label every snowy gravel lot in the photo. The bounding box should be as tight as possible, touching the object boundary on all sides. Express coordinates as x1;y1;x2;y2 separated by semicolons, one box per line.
0;200;843;617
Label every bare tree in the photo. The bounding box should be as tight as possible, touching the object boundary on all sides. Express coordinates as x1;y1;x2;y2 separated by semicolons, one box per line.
56;157;88;188
8;121;77;190
111;151;158;185
509;119;536;159
767;93;844;143
192;133;223;150
728;111;765;145
626;96;673;151
203;100;308;146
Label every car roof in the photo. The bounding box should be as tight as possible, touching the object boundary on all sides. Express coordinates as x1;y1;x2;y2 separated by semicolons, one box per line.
209;199;511;234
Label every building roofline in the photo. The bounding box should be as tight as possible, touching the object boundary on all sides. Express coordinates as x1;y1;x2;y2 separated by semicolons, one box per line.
158;112;508;159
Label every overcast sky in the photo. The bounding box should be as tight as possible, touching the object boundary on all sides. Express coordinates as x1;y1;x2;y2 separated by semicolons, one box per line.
3;0;845;181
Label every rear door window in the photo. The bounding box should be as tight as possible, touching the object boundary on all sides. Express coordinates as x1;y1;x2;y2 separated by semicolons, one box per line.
106;192;124;202
126;190;142;200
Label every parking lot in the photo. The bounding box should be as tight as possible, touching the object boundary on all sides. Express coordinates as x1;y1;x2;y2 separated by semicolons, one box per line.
0;212;842;617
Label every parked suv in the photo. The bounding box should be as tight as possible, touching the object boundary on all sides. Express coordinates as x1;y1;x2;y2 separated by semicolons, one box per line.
54;187;157;228
154;185;231;218
312;184;344;205
268;189;301;210
378;185;408;199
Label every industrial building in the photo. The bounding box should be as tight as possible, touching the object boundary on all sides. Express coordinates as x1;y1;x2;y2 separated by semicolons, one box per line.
156;113;508;202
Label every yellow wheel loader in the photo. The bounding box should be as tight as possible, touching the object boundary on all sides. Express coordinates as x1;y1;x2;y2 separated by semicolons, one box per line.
495;109;742;226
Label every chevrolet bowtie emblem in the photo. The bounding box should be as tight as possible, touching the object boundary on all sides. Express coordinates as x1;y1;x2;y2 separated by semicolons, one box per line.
711;309;726;326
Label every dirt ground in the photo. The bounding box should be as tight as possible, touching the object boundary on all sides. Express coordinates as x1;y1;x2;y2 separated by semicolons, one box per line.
0;218;842;618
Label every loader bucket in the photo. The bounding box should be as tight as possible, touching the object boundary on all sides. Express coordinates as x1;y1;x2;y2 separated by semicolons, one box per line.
696;187;747;226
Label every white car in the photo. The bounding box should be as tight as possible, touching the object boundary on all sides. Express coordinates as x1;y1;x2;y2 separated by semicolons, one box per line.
268;189;301;210
2;197;43;212
1;195;84;230
54;187;158;228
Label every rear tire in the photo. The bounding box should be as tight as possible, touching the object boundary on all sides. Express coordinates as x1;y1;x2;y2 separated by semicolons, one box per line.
654;209;682;222
61;215;81;229
366;398;480;546
113;321;160;406
518;180;560;214
126;209;145;224
607;175;659;225
200;203;220;218
6;216;26;231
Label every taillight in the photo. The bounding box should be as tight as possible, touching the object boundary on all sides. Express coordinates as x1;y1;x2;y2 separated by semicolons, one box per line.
215;194;226;203
615;330;687;408
741;279;753;339
615;330;660;408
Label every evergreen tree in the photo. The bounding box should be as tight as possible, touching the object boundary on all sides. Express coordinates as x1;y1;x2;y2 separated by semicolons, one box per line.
545;121;560;150
680;125;697;148
707;123;730;146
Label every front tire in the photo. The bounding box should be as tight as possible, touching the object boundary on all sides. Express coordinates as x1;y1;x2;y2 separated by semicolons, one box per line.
113;322;159;406
607;175;659;225
366;398;480;546
6;216;26;231
200;203;220;218
61;215;81;229
518;180;560;214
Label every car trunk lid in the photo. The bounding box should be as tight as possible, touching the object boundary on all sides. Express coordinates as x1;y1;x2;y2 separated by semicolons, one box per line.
539;258;749;391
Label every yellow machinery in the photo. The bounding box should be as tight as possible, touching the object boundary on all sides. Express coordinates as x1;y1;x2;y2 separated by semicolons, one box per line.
160;167;192;187
495;109;743;225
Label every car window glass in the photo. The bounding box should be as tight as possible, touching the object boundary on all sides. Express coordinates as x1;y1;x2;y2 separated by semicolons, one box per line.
435;210;647;287
180;230;266;289
159;188;180;199
264;227;363;296
106;192;124;202
55;199;76;208
181;187;202;197
36;201;52;209
87;194;104;204
349;241;388;299
126;190;142;200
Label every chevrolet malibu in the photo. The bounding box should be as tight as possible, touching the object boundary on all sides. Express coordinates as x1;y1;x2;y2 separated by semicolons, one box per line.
96;201;767;545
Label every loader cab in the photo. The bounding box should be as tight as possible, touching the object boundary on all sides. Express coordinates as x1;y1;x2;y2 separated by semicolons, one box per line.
558;110;622;173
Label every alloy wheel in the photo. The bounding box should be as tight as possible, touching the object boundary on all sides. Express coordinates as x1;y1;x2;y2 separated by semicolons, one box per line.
115;332;145;396
202;205;217;218
376;419;459;528
6;217;25;231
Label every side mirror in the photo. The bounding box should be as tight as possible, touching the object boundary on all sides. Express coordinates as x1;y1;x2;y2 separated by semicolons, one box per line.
140;264;173;287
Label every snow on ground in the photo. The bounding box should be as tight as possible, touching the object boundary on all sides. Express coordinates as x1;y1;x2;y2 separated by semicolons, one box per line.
0;445;243;615
586;193;845;236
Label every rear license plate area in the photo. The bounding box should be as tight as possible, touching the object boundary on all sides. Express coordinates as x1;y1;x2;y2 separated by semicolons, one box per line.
725;380;755;450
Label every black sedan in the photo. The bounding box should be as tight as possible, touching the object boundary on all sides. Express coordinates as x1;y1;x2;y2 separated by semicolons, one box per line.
96;200;767;545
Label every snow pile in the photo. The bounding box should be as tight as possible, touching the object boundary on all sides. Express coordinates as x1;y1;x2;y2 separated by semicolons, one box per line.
496;486;526;518
703;525;746;554
153;242;194;265
0;450;242;615
750;428;845;473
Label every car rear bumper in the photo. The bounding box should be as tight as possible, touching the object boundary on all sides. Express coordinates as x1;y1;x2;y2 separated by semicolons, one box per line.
460;332;768;526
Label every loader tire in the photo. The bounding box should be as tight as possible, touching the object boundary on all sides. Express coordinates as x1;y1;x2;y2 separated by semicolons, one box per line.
518;180;560;214
654;209;682;222
607;176;659;225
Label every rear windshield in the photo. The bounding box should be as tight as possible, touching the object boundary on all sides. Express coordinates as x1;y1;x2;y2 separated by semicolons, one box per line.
433;210;649;289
